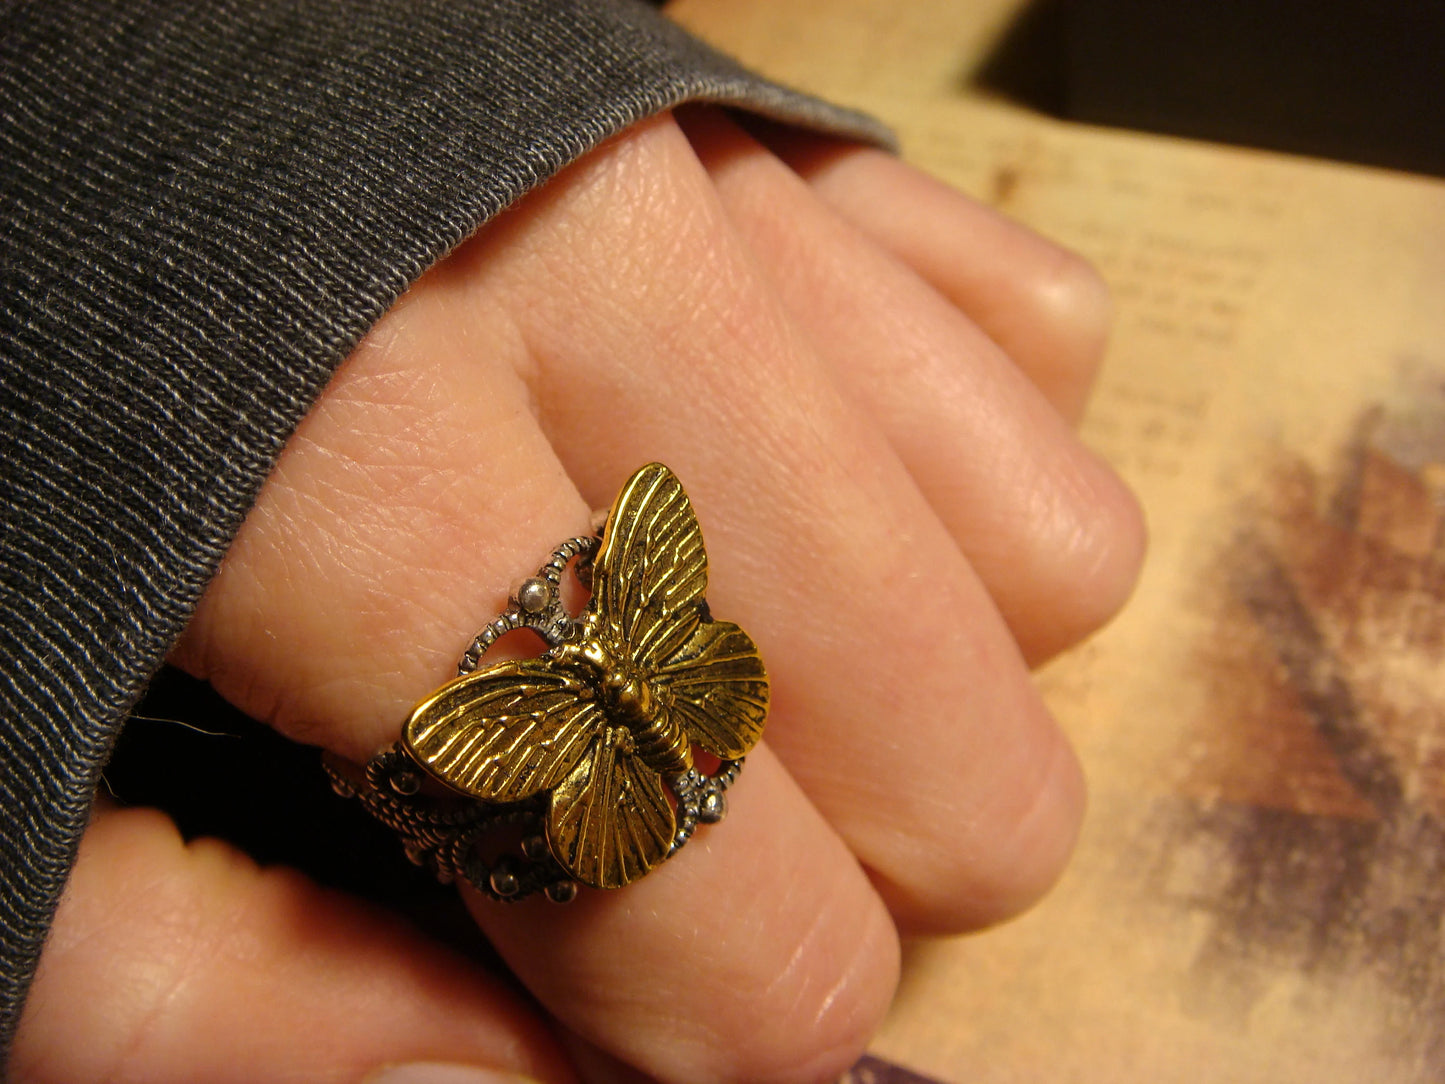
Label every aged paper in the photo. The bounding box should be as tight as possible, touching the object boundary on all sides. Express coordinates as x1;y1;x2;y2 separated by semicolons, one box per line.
674;1;1445;1079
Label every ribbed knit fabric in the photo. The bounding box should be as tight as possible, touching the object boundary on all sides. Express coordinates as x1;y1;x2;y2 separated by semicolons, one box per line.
0;0;888;1066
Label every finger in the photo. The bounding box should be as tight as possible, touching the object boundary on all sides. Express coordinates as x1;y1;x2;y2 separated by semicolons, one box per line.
171;125;901;1081
473;748;899;1084
171;271;591;763
14;805;570;1084
751;120;1112;424
682;110;1145;663
474;113;1087;930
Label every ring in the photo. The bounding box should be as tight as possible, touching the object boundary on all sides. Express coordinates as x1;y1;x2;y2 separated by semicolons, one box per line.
326;463;769;902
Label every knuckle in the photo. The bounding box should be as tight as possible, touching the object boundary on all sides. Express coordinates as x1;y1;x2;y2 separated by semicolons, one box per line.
716;909;898;1084
877;723;1087;936
1071;465;1148;631
16;812;250;1083
1023;454;1147;662
1034;246;1114;351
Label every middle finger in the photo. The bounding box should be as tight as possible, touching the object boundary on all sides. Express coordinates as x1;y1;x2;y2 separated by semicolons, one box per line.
467;113;1086;934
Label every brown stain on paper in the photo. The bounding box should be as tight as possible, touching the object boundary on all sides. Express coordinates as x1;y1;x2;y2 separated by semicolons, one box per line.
1150;381;1445;1072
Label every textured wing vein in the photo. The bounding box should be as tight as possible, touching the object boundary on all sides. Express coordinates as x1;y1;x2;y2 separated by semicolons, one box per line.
403;660;601;803
592;462;708;668
658;619;769;759
548;728;675;889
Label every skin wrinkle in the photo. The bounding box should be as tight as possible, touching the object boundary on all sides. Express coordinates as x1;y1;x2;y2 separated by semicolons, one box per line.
464;124;722;340
57;826;219;1084
91;961;187;1084
980;712;1085;889
562;125;720;311
491;129;834;490
758;889;830;1013
537;275;770;458
695;120;1013;403
599;190;883;546
801;940;879;1081
464;744;895;1081
278;356;529;550
713;813;888;1081
114;866;258;1082
404;269;534;412
757;887;893;1084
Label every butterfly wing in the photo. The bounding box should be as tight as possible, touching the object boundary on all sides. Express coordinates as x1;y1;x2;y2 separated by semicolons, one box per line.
656;619;768;760
593;462;769;760
590;462;708;670
403;660;602;803
547;726;676;888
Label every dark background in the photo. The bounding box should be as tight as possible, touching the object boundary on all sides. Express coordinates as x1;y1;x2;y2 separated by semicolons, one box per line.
977;0;1445;177
110;666;491;955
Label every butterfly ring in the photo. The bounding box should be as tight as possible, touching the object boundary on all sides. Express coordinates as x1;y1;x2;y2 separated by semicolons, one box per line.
325;463;769;902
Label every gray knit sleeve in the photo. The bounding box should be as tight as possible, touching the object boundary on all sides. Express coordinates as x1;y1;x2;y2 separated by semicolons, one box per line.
0;0;887;1064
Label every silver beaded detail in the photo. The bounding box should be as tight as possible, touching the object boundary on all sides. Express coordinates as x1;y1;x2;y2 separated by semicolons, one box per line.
326;532;750;903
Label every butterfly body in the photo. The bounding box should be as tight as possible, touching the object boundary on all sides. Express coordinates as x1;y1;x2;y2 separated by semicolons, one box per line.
402;463;767;890
550;626;692;777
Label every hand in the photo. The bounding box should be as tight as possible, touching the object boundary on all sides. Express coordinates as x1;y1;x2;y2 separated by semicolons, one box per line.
15;108;1143;1084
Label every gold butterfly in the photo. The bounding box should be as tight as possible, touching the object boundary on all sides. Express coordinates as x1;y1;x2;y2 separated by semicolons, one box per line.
402;463;768;889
